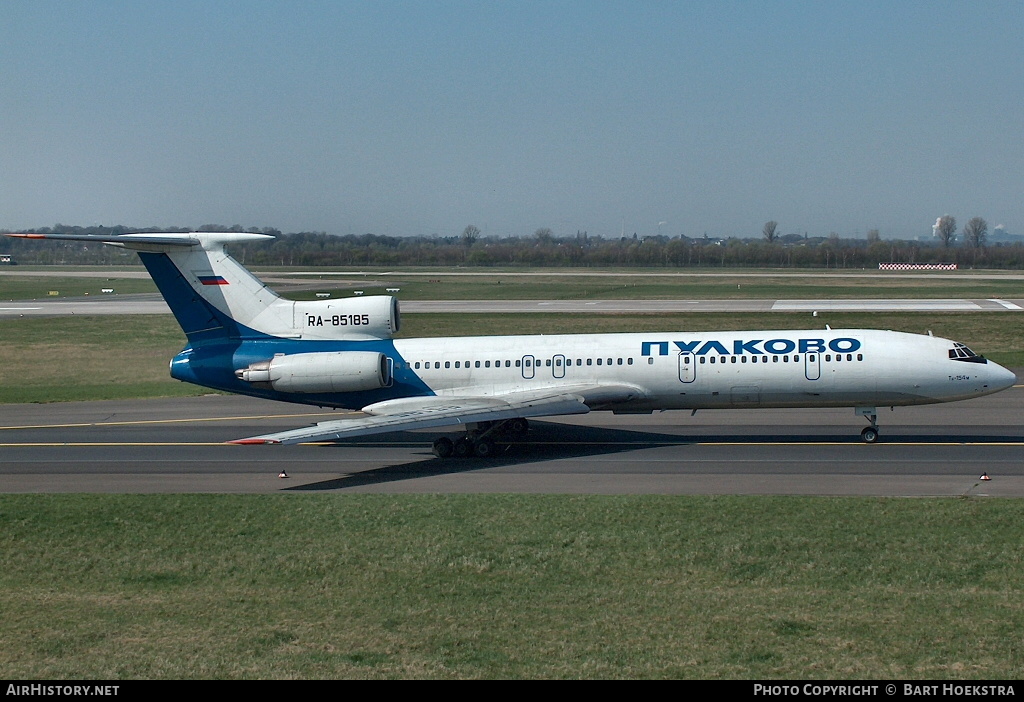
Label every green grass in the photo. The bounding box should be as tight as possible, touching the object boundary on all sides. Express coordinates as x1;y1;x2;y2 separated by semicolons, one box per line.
0;276;157;300
0;316;204;403
1;494;1022;679
2;312;1022;403
6;266;1024;301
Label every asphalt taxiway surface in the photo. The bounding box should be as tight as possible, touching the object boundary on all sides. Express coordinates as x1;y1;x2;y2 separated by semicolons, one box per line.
2;389;1022;496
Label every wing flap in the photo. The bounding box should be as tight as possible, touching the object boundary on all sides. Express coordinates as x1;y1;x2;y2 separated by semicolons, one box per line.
229;394;591;445
229;382;647;445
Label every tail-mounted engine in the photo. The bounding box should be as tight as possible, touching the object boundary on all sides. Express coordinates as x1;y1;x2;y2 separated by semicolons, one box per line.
236;351;391;393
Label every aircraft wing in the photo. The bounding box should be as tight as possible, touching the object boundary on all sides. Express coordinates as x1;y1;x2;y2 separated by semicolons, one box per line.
229;383;645;445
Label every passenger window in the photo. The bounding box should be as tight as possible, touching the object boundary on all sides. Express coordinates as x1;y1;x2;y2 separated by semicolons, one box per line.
434;362;440;369
857;354;863;361
445;361;450;369
597;359;602;365
648;357;654;365
587;359;593;366
783;356;789;362
455;361;460;368
485;361;491;368
731;356;737;364
628;358;633;365
699;357;706;364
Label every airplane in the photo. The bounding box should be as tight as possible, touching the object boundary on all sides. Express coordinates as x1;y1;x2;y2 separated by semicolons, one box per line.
6;231;1017;454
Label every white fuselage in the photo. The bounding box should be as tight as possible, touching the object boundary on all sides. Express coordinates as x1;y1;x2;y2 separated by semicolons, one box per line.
394;328;1016;411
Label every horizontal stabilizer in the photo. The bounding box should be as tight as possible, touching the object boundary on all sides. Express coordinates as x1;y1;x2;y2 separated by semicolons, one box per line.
4;232;272;251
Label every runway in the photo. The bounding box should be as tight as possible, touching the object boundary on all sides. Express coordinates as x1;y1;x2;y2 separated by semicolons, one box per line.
2;389;1022;496
2;294;1023;317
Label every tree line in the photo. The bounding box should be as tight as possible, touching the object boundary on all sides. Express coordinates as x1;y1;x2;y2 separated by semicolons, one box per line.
3;221;1023;269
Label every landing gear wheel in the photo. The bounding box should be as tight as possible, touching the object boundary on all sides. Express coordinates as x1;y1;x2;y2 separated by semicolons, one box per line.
432;437;454;458
453;437;473;458
861;426;879;444
472;438;496;458
507;418;529;439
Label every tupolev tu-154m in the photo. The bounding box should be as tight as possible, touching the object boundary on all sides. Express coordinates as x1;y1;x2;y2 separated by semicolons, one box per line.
7;231;1016;456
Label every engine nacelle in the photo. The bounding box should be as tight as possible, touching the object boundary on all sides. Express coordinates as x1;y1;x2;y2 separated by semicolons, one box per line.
293;295;400;340
235;351;391;393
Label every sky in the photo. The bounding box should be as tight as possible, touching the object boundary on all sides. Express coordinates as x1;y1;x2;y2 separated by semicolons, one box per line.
1;1;1022;240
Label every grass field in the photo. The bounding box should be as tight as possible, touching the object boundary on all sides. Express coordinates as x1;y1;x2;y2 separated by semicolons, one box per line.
1;494;1022;679
0;275;157;300
4;267;1024;301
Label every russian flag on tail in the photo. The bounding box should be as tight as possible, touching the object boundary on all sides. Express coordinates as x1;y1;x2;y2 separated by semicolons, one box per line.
198;275;229;286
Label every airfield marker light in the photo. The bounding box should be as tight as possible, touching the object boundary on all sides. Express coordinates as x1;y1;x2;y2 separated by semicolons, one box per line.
980;473;991;481
279;471;289;479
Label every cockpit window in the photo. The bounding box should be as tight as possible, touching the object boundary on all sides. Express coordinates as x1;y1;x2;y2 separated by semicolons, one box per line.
949;343;987;364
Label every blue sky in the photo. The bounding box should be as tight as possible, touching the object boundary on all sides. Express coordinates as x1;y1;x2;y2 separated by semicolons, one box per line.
2;1;1021;240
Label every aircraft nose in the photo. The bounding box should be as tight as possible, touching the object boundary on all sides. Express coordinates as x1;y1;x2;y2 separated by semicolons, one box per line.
990;363;1018;391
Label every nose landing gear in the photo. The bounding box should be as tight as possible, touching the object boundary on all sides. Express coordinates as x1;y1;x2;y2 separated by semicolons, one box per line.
857;407;879;444
860;425;879;444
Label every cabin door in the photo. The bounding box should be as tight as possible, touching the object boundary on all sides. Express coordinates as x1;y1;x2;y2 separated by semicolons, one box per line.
678;353;696;383
804;352;821;381
521;355;536;380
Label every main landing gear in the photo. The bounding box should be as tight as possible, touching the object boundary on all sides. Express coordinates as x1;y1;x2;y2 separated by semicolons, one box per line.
432;418;529;458
857;408;879;444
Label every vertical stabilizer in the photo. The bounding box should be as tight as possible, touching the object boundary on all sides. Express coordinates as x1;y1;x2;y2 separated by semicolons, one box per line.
132;233;285;341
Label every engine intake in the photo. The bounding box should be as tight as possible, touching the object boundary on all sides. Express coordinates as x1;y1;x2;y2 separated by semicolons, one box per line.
236;351;391;393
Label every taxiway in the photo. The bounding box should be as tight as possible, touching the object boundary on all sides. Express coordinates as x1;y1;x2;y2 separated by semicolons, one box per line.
2;389;1021;496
